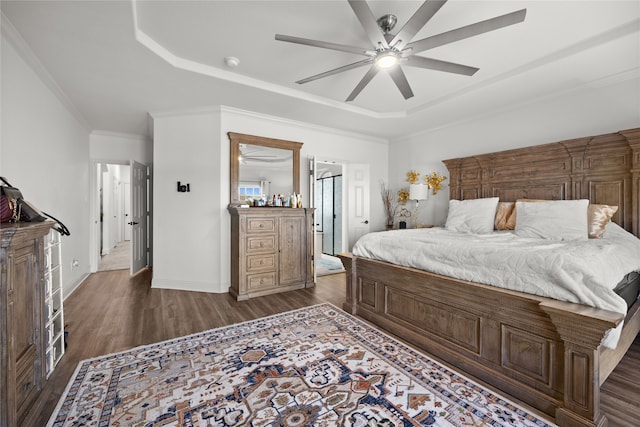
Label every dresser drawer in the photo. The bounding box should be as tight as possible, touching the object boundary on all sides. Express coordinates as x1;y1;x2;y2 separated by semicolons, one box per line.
246;254;276;272
246;235;276;253
15;344;38;418
247;272;277;290
247;217;276;233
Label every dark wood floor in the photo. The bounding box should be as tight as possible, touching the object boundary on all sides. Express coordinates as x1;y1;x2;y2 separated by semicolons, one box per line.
24;268;639;426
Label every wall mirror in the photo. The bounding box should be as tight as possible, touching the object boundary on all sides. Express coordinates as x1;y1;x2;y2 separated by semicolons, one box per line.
229;132;302;206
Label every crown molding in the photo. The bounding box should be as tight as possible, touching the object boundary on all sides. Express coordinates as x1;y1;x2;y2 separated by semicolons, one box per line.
90;130;150;142
392;66;640;145
148;105;223;119
148;103;388;145
219;105;389;145
1;12;92;132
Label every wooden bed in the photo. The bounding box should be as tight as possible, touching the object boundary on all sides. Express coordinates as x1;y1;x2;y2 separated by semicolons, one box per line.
339;127;640;427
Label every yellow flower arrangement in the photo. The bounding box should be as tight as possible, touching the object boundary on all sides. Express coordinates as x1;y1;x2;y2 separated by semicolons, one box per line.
424;172;447;195
406;170;420;184
397;188;409;204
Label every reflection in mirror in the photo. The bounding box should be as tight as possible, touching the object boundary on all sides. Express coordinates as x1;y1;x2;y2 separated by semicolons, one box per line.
239;144;293;201
229;132;302;206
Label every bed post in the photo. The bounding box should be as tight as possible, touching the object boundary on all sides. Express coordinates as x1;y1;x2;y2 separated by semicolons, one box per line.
540;301;622;427
619;128;640;237
338;253;356;314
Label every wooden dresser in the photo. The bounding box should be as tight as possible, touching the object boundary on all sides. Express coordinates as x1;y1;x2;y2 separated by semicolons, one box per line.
229;207;314;300
1;221;53;426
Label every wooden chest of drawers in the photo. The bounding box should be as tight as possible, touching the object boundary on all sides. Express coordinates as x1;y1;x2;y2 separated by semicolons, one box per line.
229;207;314;300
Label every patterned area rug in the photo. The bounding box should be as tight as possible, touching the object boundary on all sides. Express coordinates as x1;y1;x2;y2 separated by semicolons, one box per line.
48;304;555;426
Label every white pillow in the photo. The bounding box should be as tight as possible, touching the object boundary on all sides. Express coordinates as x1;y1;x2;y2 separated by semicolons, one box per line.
445;197;499;234
514;199;589;240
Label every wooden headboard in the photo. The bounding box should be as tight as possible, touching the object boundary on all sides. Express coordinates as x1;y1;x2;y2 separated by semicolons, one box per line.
443;127;640;237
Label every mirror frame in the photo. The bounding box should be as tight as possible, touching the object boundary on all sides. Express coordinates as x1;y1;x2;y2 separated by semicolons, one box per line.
228;132;303;206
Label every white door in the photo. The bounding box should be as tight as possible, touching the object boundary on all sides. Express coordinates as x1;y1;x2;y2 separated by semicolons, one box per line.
130;161;148;275
347;163;370;250
123;183;131;241
309;156;317;282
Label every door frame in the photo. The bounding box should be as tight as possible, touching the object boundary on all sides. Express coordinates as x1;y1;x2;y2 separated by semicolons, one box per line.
90;159;151;273
311;158;347;255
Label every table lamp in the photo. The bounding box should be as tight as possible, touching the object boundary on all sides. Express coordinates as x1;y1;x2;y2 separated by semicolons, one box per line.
409;184;429;228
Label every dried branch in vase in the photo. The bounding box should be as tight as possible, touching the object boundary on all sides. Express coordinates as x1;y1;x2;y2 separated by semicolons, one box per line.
380;181;399;227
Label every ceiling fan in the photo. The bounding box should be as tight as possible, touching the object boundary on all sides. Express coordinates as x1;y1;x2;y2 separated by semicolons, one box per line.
275;0;526;102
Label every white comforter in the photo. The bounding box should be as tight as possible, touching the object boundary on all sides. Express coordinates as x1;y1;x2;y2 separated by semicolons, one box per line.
352;223;640;348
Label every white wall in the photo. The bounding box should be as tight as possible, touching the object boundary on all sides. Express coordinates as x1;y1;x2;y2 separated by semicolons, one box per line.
150;106;388;293
389;77;640;227
151;109;223;292
90;131;152;164
1;34;91;298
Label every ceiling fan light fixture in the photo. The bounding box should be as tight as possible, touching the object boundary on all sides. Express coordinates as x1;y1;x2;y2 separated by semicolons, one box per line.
375;51;398;69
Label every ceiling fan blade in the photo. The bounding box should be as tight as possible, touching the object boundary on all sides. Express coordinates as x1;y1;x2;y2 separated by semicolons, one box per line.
275;34;375;56
406;9;527;54
296;58;373;84
390;0;447;51
348;0;389;49
346;65;379;102
387;66;414;99
405;56;478;76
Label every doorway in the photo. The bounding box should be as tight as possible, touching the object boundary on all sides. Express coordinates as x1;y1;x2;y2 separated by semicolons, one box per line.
97;163;131;271
91;160;149;274
315;165;343;256
314;161;346;277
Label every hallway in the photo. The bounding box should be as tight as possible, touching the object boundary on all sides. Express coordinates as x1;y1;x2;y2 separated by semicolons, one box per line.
98;240;130;271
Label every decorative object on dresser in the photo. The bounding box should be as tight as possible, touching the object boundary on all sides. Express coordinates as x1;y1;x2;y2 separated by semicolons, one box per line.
229;207;314;300
1;221;54;426
47;304;553;427
340;127;640;427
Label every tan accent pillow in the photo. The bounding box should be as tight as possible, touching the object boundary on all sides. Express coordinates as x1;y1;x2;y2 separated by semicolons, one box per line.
495;202;515;230
587;204;618;238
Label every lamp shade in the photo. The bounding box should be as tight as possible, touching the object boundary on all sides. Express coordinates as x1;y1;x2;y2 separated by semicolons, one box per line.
409;184;429;201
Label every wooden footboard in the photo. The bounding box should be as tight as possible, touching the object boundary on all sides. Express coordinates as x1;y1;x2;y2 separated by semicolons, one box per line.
338;253;639;427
